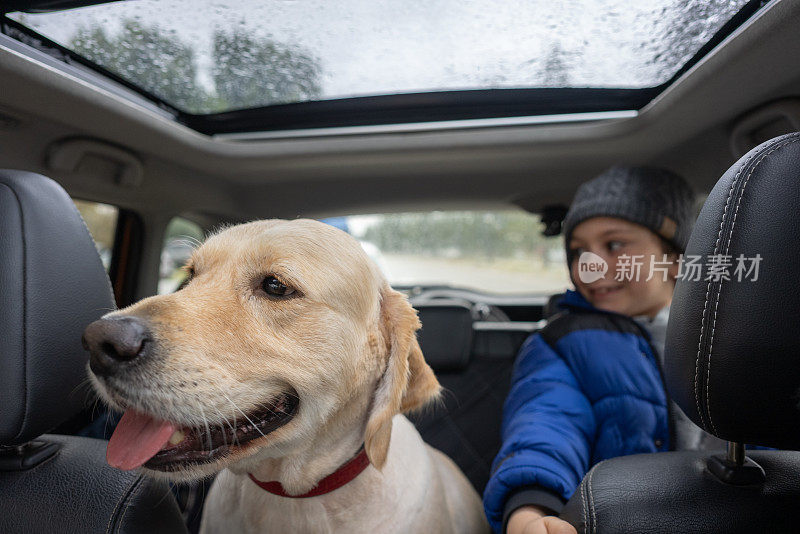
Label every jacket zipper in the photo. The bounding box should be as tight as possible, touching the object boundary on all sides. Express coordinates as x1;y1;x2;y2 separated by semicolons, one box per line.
627;319;676;452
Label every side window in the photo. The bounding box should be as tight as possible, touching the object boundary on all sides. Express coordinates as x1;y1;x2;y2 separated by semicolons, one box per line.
159;217;204;294
72;199;119;272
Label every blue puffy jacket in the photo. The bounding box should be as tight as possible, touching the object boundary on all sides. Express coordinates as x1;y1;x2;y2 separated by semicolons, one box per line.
482;290;671;533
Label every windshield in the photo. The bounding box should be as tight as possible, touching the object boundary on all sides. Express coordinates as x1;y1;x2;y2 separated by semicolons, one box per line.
344;210;569;295
10;0;750;114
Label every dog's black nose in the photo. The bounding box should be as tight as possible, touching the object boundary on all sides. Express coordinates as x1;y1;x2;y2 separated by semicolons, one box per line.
83;317;151;376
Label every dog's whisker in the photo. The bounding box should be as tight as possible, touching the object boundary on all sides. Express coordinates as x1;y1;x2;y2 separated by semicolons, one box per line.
222;393;241;446
244;403;292;458
69;376;94;398
169;236;203;257
90;397;101;419
212;407;234;449
82;388;96;406
224;392;248;445
253;403;279;417
82;391;101;419
198;405;214;454
179;234;204;248
104;408;112;438
172;234;202;247
153;481;177;509
221;392;269;441
78;385;97;408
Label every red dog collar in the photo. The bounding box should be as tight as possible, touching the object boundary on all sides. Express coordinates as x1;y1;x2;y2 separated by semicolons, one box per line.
248;447;370;498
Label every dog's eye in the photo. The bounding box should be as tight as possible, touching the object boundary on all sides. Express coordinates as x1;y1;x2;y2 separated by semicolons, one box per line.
262;276;295;297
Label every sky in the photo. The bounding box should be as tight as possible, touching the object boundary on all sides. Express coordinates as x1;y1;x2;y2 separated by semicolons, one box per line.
12;0;748;101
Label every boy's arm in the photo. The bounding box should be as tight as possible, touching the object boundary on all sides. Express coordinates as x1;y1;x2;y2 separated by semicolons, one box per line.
483;332;596;533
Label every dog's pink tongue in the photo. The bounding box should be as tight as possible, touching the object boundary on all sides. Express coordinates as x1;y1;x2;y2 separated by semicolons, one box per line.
107;409;176;470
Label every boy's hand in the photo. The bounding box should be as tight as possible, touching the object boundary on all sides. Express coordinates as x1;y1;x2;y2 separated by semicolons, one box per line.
507;505;578;534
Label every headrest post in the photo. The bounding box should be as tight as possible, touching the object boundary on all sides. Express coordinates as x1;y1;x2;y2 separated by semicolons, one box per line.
707;442;765;485
0;440;61;471
727;441;745;466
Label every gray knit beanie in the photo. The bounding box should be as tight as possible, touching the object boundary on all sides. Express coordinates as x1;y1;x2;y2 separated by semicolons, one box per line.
563;166;695;256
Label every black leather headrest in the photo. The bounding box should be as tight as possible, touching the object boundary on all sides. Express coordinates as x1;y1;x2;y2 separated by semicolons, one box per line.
0;170;116;445
665;132;800;449
414;300;474;372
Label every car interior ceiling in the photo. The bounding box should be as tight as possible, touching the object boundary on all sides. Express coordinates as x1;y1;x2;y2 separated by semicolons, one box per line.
1;0;800;531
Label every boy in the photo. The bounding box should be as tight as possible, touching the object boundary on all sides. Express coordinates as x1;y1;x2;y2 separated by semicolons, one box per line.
483;167;722;534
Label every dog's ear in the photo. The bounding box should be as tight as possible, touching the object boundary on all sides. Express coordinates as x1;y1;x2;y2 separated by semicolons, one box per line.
364;287;441;470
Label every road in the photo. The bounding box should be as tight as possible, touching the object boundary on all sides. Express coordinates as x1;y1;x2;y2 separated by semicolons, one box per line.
381;254;570;294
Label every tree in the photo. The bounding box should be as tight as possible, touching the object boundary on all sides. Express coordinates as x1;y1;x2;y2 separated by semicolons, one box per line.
71;20;207;112
518;42;574;87
645;0;745;81
539;43;571;86
69;20;323;113
361;211;558;261
211;27;322;110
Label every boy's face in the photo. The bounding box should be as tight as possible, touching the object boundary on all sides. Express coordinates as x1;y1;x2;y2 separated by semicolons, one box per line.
568;217;678;318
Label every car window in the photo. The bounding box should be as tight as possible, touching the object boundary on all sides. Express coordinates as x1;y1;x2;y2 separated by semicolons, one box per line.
346;210;569;294
159;217;204;294
72;199;119;272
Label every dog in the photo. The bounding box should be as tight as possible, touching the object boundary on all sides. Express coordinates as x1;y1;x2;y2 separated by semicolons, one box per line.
83;219;489;534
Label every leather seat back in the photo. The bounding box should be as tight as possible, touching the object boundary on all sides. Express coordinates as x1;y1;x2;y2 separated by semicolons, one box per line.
0;170;115;445
666;132;800;449
0;170;187;534
562;450;800;534
1;434;188;534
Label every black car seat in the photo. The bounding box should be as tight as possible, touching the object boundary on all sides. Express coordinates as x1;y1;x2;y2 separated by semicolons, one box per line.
0;170;188;534
543;292;566;320
560;132;800;533
410;298;531;492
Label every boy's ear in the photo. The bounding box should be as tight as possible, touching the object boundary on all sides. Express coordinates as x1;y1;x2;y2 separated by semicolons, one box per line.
364;287;441;469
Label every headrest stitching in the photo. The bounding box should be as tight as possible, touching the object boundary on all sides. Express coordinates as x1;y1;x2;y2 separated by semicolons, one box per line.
704;134;800;437
693;153;751;433
3;182;30;443
588;463;598;534
106;475;144;534
580;472;588;534
64;198;117;308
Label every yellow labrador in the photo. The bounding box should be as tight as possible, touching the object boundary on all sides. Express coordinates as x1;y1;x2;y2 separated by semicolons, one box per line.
83;219;489;534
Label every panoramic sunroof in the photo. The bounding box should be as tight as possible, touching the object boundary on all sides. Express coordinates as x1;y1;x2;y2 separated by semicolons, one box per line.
2;0;764;134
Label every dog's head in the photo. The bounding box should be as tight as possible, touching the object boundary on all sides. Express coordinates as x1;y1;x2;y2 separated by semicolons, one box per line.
83;219;439;482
